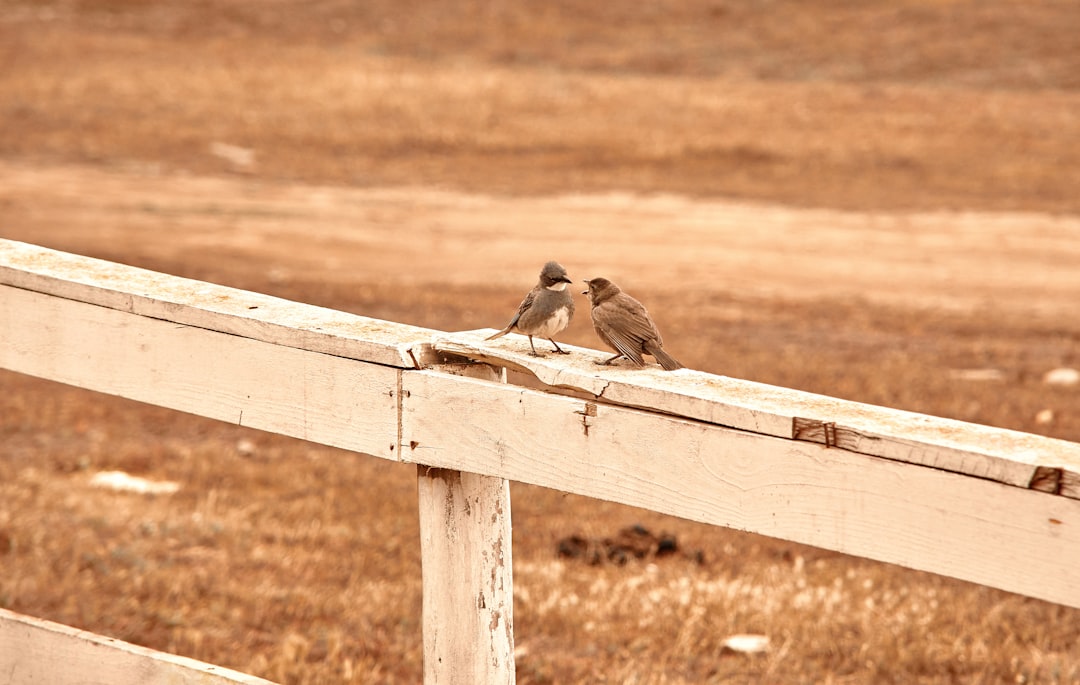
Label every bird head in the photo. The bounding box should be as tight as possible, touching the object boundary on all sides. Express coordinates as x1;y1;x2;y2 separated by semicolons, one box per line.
582;277;620;305
539;261;572;288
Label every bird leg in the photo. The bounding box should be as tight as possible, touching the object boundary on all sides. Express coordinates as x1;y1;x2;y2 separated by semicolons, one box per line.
549;339;571;354
527;336;543;357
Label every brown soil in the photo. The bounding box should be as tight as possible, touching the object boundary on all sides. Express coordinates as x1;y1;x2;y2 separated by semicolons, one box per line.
2;2;1080;683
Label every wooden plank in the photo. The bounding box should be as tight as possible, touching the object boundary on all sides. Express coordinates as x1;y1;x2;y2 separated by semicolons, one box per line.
0;608;277;685
417;467;515;685
433;331;1080;497
416;362;515;685
0;285;401;460
0;238;436;368
400;371;1080;608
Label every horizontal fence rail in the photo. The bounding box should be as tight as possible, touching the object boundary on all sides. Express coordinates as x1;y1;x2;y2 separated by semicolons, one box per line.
0;608;275;685
2;238;1080;683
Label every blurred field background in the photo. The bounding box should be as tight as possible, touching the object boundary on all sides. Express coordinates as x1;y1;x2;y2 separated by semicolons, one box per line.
2;1;1080;682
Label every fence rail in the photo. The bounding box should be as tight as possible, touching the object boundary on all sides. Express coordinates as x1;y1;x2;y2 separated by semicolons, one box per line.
0;608;275;685
2;238;1079;683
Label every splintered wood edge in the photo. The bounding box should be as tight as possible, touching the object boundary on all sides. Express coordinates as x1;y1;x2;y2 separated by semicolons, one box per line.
1031;466;1080;499
432;331;794;437
432;332;612;394
0;239;433;369
432;332;1080;498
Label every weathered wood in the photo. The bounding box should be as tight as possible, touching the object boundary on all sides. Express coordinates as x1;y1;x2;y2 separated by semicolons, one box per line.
400;370;1080;608
416;362;515;685
4;238;1077;496
433;331;1080;498
417;468;516;684
0;239;436;368
0;608;277;685
0;285;401;460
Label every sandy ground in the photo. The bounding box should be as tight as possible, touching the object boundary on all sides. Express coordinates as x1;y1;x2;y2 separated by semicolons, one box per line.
6;161;1080;322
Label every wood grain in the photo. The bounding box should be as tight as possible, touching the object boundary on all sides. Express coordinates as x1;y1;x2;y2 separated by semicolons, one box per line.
0;239;436;368
0;284;401;461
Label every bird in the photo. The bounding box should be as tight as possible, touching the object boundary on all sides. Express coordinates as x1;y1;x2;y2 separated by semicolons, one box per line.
486;261;576;356
582;277;683;370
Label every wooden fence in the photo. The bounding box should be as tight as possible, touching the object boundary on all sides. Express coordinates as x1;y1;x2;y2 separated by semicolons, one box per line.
1;237;1078;684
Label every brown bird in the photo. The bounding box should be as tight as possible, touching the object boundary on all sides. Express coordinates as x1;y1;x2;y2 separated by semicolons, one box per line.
486;261;575;356
583;277;683;370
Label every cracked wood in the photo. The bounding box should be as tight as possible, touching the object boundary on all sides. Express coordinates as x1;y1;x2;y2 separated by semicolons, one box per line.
433;330;1080;498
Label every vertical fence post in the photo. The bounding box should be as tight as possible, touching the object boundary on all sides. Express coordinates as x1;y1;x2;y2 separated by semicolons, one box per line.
416;363;515;684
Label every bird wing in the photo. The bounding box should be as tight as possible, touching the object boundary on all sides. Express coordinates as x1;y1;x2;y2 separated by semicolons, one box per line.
593;300;659;366
512;287;539;324
485;286;536;339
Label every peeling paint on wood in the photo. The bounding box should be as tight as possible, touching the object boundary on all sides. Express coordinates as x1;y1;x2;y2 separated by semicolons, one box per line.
414;361;515;683
417;467;515;683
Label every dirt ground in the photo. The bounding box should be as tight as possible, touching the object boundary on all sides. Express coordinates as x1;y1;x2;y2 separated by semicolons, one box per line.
2;1;1080;683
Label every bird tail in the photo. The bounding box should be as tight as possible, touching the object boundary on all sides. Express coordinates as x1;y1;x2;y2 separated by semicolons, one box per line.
646;342;684;371
485;326;513;341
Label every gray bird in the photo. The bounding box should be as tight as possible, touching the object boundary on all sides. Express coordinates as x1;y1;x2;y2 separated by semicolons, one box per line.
583;277;683;371
486;261;576;356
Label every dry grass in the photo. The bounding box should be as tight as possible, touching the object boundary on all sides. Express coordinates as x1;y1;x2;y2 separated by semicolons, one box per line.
3;1;1080;683
1;1;1079;211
